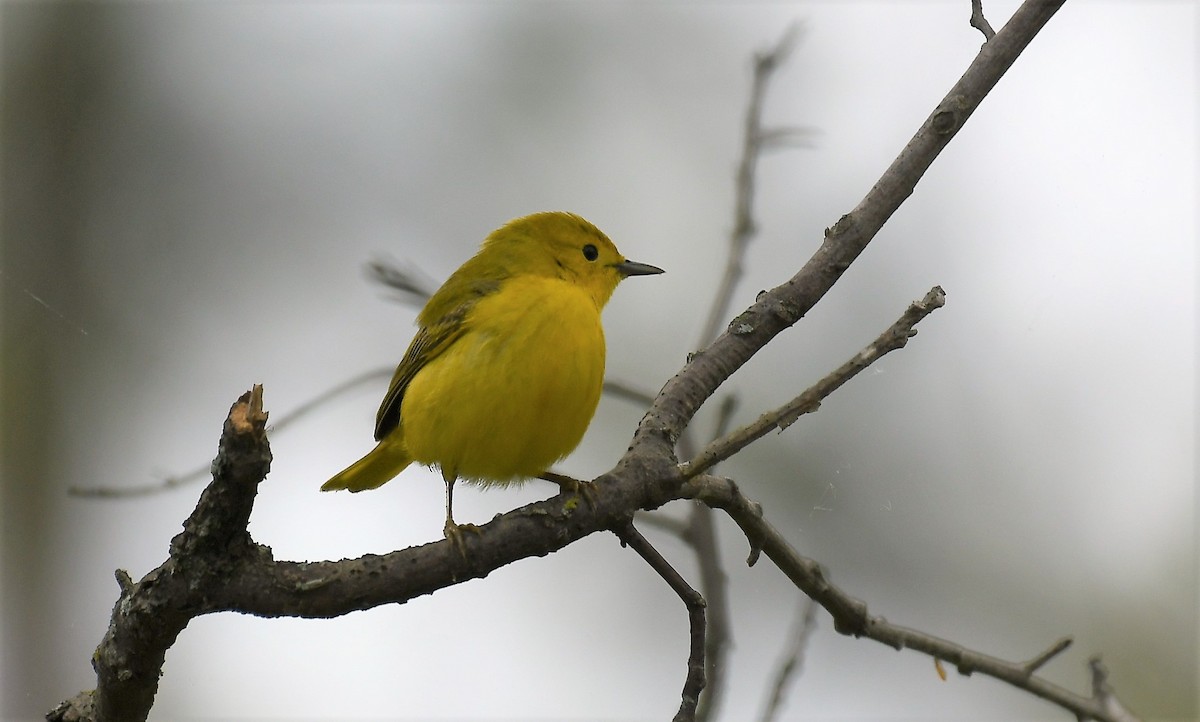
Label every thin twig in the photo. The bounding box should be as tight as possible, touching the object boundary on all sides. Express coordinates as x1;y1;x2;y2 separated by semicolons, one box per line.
632;1;1067;464
1024;636;1072;673
613;522;707;722
634;511;691;538
691;27;806;720
602;379;657;408
366;254;440;304
687;391;737;722
68;368;393;498
1090;656;1141;722
66;249;431;501
685;502;730;722
680;286;945;479
759;597;818;722
683;474;1140;722
970;0;997;41
710;395;739;443
696;22;805;348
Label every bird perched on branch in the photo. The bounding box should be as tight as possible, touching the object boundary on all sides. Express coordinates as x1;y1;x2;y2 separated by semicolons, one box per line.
322;211;663;550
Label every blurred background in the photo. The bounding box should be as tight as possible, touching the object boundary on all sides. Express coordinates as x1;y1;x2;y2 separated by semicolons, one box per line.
2;1;1195;720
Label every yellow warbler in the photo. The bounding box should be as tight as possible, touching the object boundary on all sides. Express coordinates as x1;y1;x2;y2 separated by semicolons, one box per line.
322;211;663;542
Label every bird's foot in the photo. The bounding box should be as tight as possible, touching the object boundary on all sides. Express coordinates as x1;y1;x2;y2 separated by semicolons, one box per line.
444;520;482;558
540;471;597;511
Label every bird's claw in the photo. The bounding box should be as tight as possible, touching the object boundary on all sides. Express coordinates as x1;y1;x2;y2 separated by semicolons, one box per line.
444;521;481;558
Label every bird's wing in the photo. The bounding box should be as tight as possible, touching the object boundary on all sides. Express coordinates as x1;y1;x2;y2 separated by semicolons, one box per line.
373;304;469;441
373;274;505;441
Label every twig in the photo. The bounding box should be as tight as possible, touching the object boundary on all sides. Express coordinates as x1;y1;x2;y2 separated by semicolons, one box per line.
683;474;1140;722
1090;656;1141;722
688;392;738;722
68;462;210;499
64;248;428;501
691;26;806;719
68;367;392;498
634;511;691;538
632;0;1067;464
602;378;657;408
685;502;730;722
710;395;739;442
365;254;440;304
696;22;805;348
1024;636;1072;673
970;0;997;41
613;522;707;722
758;597;818;722
679;286;945;479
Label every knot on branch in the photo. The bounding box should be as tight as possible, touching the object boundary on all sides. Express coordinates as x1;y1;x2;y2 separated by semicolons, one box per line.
931;96;969;135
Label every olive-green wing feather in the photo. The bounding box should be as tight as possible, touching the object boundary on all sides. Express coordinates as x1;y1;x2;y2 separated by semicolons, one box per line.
373;276;504;441
374;309;465;441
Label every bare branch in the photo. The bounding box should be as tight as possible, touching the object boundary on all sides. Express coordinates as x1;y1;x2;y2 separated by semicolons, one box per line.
684;474;1141;722
602;378;658;408
75;387;272;721
68;462;209;499
365;254;439;304
688;392;739;722
696;22;805;349
971;0;998;41
1024;636;1072;673
757;125;818;149
632;0;1066;463
680;286;945;479
52;387;685;721
758;597;818;722
634;510;691;537
692;24;804;717
613;522;707;722
686;502;731;722
1090;656;1142;722
68;368;392;498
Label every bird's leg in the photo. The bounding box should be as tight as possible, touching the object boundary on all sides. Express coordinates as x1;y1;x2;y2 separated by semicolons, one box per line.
442;473;478;557
540;470;596;511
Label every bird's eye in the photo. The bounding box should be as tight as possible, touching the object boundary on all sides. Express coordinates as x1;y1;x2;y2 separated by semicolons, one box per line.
582;244;599;262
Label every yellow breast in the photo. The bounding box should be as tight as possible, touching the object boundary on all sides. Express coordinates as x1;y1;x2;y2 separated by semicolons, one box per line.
400;275;606;486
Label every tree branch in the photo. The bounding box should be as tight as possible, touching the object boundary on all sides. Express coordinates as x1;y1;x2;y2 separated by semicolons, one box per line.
65;387;273;721
696;22;803;348
684;474;1140;722
630;0;1066;467
67;369;391;498
691;26;805;719
613;522;707;722
758;597;818;722
680;286;945;479
971;0;998;41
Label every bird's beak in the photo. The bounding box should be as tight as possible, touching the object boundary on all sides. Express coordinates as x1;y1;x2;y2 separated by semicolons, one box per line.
614;260;665;277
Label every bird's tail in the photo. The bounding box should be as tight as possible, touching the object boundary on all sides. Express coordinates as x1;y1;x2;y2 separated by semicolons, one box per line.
321;439;412;492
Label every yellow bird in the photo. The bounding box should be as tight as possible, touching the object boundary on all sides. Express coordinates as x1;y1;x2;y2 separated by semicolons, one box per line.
322;211;663;543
